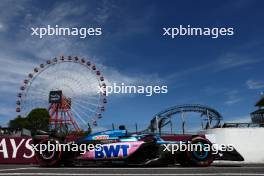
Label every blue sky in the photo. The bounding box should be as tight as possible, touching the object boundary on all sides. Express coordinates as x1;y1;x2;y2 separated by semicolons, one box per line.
0;0;264;131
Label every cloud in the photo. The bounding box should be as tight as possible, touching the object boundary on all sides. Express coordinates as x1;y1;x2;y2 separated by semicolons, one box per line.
0;105;15;126
0;22;6;32
0;0;261;128
0;0;28;31
0;1;164;126
224;90;242;106
0;106;14;116
201;87;228;96
167;52;263;82
99;64;165;86
23;0;114;28
246;79;264;90
224;98;241;106
0;53;38;96
225;115;251;123
43;2;87;24
0;0;165;96
215;53;262;71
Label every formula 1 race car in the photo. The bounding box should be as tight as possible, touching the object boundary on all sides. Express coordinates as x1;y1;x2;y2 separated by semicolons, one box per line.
33;127;244;167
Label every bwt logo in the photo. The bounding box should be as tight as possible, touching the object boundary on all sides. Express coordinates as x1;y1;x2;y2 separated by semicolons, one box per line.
95;144;129;159
0;138;34;159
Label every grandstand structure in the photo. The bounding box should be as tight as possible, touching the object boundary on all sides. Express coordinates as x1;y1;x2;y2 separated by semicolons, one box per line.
251;95;264;124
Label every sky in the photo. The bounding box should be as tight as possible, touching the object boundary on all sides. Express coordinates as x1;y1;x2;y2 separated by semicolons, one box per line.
0;0;264;131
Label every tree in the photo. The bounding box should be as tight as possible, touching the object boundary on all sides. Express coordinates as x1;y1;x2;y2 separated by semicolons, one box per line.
9;116;30;129
9;108;50;134
27;108;50;133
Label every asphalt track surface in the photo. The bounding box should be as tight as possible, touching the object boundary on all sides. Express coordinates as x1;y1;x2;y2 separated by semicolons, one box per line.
0;164;264;176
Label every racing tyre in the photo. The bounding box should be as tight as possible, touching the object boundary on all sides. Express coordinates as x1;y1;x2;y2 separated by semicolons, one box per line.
35;138;62;167
186;137;213;167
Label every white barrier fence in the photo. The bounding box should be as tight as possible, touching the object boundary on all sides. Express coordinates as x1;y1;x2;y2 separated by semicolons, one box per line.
201;128;264;163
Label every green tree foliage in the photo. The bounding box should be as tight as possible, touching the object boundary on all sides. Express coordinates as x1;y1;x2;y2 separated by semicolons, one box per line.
9;108;50;134
27;108;50;133
9;116;30;129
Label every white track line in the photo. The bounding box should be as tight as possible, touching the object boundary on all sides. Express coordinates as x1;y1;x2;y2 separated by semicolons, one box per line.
0;173;264;176
0;168;34;172
16;167;264;170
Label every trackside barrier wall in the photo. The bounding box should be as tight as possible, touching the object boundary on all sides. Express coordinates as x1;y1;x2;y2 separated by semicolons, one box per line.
0;137;36;164
201;128;264;163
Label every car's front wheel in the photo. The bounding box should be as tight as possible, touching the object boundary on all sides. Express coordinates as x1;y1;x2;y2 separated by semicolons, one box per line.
35;138;62;167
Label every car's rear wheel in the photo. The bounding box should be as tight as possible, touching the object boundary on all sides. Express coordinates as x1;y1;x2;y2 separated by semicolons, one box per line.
177;137;213;167
186;137;213;167
35;138;62;167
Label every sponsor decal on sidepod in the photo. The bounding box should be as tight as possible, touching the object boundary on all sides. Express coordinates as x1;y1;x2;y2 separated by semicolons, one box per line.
80;141;144;160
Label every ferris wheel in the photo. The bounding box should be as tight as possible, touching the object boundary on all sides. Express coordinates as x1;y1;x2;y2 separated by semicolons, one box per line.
16;56;107;131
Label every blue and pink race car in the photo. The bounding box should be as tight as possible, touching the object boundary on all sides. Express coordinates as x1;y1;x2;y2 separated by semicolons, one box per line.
33;127;244;167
